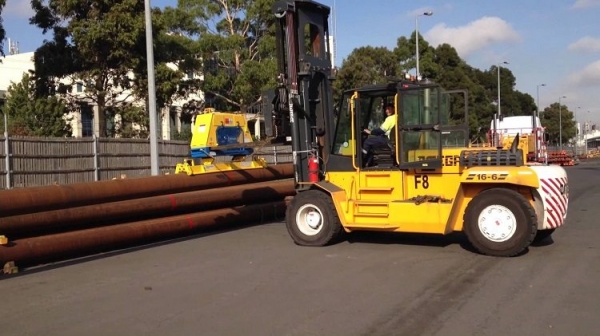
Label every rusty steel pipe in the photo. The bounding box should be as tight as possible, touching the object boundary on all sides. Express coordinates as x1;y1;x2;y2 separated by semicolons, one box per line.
0;179;295;238
0;164;293;217
0;201;286;268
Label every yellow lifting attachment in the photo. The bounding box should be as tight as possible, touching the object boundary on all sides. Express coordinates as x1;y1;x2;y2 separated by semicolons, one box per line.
175;108;268;175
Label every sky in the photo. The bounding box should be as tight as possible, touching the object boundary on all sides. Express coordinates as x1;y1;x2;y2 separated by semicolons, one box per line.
2;0;600;124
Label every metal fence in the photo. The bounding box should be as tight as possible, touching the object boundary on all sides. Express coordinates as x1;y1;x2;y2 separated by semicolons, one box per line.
0;136;293;189
547;145;588;157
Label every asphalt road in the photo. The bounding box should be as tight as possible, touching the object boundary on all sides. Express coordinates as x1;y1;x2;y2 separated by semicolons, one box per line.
2;163;600;336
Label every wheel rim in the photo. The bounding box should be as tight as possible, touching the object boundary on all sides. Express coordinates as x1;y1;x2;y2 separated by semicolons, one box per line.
477;205;517;243
295;204;324;236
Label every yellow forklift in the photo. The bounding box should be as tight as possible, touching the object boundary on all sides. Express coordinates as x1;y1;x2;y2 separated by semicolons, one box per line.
264;0;569;257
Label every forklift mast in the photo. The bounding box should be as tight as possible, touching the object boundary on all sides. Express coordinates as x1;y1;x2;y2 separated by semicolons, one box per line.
264;0;336;188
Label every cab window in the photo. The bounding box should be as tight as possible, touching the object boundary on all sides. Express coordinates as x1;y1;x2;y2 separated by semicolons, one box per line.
332;93;395;156
332;93;352;155
398;87;442;167
361;97;384;130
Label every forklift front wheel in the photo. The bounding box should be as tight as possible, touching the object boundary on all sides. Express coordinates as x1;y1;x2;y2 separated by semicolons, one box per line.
463;188;537;257
286;190;343;246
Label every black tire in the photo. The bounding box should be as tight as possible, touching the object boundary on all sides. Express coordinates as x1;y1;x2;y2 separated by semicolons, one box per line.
463;188;537;257
533;228;555;243
285;189;344;246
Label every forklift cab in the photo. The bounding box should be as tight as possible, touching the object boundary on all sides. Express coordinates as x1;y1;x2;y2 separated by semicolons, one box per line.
331;79;468;171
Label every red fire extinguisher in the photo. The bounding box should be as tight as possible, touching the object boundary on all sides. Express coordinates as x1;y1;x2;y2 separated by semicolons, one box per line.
308;154;319;183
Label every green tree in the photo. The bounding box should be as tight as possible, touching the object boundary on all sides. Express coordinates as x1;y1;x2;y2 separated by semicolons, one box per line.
511;91;537;117
428;44;490;140
172;127;193;142
116;105;149;138
394;39;494;141
29;0;189;138
2;73;72;137
493;65;516;114
333;46;401;99
394;32;436;78
132;26;198;115
165;0;278;111
389;34;541;142
541;103;576;146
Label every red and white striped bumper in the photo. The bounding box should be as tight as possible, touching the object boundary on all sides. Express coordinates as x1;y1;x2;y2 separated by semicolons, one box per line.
529;165;569;229
539;177;569;228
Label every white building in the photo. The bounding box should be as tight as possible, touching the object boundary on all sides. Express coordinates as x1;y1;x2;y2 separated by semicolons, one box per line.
1;24;337;139
0;51;202;140
0;51;36;129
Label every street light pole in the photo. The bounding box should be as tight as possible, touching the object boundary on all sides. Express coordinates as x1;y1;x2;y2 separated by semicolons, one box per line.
576;106;581;157
145;0;159;176
559;95;567;150
534;83;546;162
497;61;509;117
536;83;546;119
585;111;590;156
415;11;433;78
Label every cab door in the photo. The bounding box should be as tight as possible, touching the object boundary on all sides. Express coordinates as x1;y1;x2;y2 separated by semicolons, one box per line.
350;93;405;228
396;86;443;170
390;86;455;233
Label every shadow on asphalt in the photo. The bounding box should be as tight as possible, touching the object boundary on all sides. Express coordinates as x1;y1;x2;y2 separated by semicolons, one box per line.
346;230;465;248
344;230;540;257
530;236;555;247
4;221;555;279
345;231;513;256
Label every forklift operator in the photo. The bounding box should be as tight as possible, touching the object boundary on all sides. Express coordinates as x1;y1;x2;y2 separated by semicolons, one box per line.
362;103;396;155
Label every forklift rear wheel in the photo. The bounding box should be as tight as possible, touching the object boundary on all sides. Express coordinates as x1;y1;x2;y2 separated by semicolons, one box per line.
464;188;537;257
286;190;343;246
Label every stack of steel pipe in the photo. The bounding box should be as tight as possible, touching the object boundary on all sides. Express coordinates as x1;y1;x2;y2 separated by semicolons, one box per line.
0;164;295;269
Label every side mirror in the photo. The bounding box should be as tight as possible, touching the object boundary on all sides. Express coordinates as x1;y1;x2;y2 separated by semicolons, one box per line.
544;133;550;142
